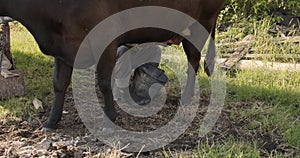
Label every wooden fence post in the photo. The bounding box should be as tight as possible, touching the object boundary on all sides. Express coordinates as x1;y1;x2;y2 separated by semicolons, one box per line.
0;17;15;70
0;17;26;99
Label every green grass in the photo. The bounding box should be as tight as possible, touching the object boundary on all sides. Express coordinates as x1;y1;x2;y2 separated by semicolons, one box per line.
215;19;299;154
0;23;54;119
224;69;299;150
163;138;291;158
163;139;262;158
161;18;299;157
177;68;299;157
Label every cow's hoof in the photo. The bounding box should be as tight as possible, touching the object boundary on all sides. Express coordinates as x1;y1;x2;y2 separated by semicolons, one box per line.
41;127;56;133
108;114;117;122
105;110;117;122
42;121;58;133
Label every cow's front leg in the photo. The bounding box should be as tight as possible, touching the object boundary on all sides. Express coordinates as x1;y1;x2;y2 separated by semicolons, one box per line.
97;45;117;122
43;58;73;131
182;40;200;105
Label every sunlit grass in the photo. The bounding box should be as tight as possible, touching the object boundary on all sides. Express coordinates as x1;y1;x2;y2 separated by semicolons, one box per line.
161;18;300;156
217;18;300;63
0;23;54;119
163;138;283;158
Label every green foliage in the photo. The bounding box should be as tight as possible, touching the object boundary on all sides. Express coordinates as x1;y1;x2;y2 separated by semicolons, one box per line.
219;0;300;22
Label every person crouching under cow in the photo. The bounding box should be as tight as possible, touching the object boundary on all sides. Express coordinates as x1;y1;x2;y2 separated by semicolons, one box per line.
113;43;168;105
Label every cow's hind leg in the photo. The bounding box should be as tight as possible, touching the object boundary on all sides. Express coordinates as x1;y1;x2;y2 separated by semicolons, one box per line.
97;45;117;122
43;58;73;131
181;22;216;104
182;40;200;105
204;24;217;76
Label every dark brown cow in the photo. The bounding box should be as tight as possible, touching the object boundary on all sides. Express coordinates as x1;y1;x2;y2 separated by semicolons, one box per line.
0;0;226;131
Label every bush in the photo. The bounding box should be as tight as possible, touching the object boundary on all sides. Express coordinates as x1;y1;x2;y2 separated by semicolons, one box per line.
219;0;300;22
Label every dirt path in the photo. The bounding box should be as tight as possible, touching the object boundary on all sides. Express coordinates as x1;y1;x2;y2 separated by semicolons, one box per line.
0;89;296;157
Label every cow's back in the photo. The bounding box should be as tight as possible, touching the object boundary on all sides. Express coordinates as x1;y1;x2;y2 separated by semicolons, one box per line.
0;0;226;66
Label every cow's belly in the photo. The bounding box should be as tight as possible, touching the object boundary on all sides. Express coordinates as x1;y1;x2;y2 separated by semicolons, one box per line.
120;28;176;45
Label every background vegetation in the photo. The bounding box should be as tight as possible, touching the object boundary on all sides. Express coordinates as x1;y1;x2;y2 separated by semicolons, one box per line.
220;0;299;22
